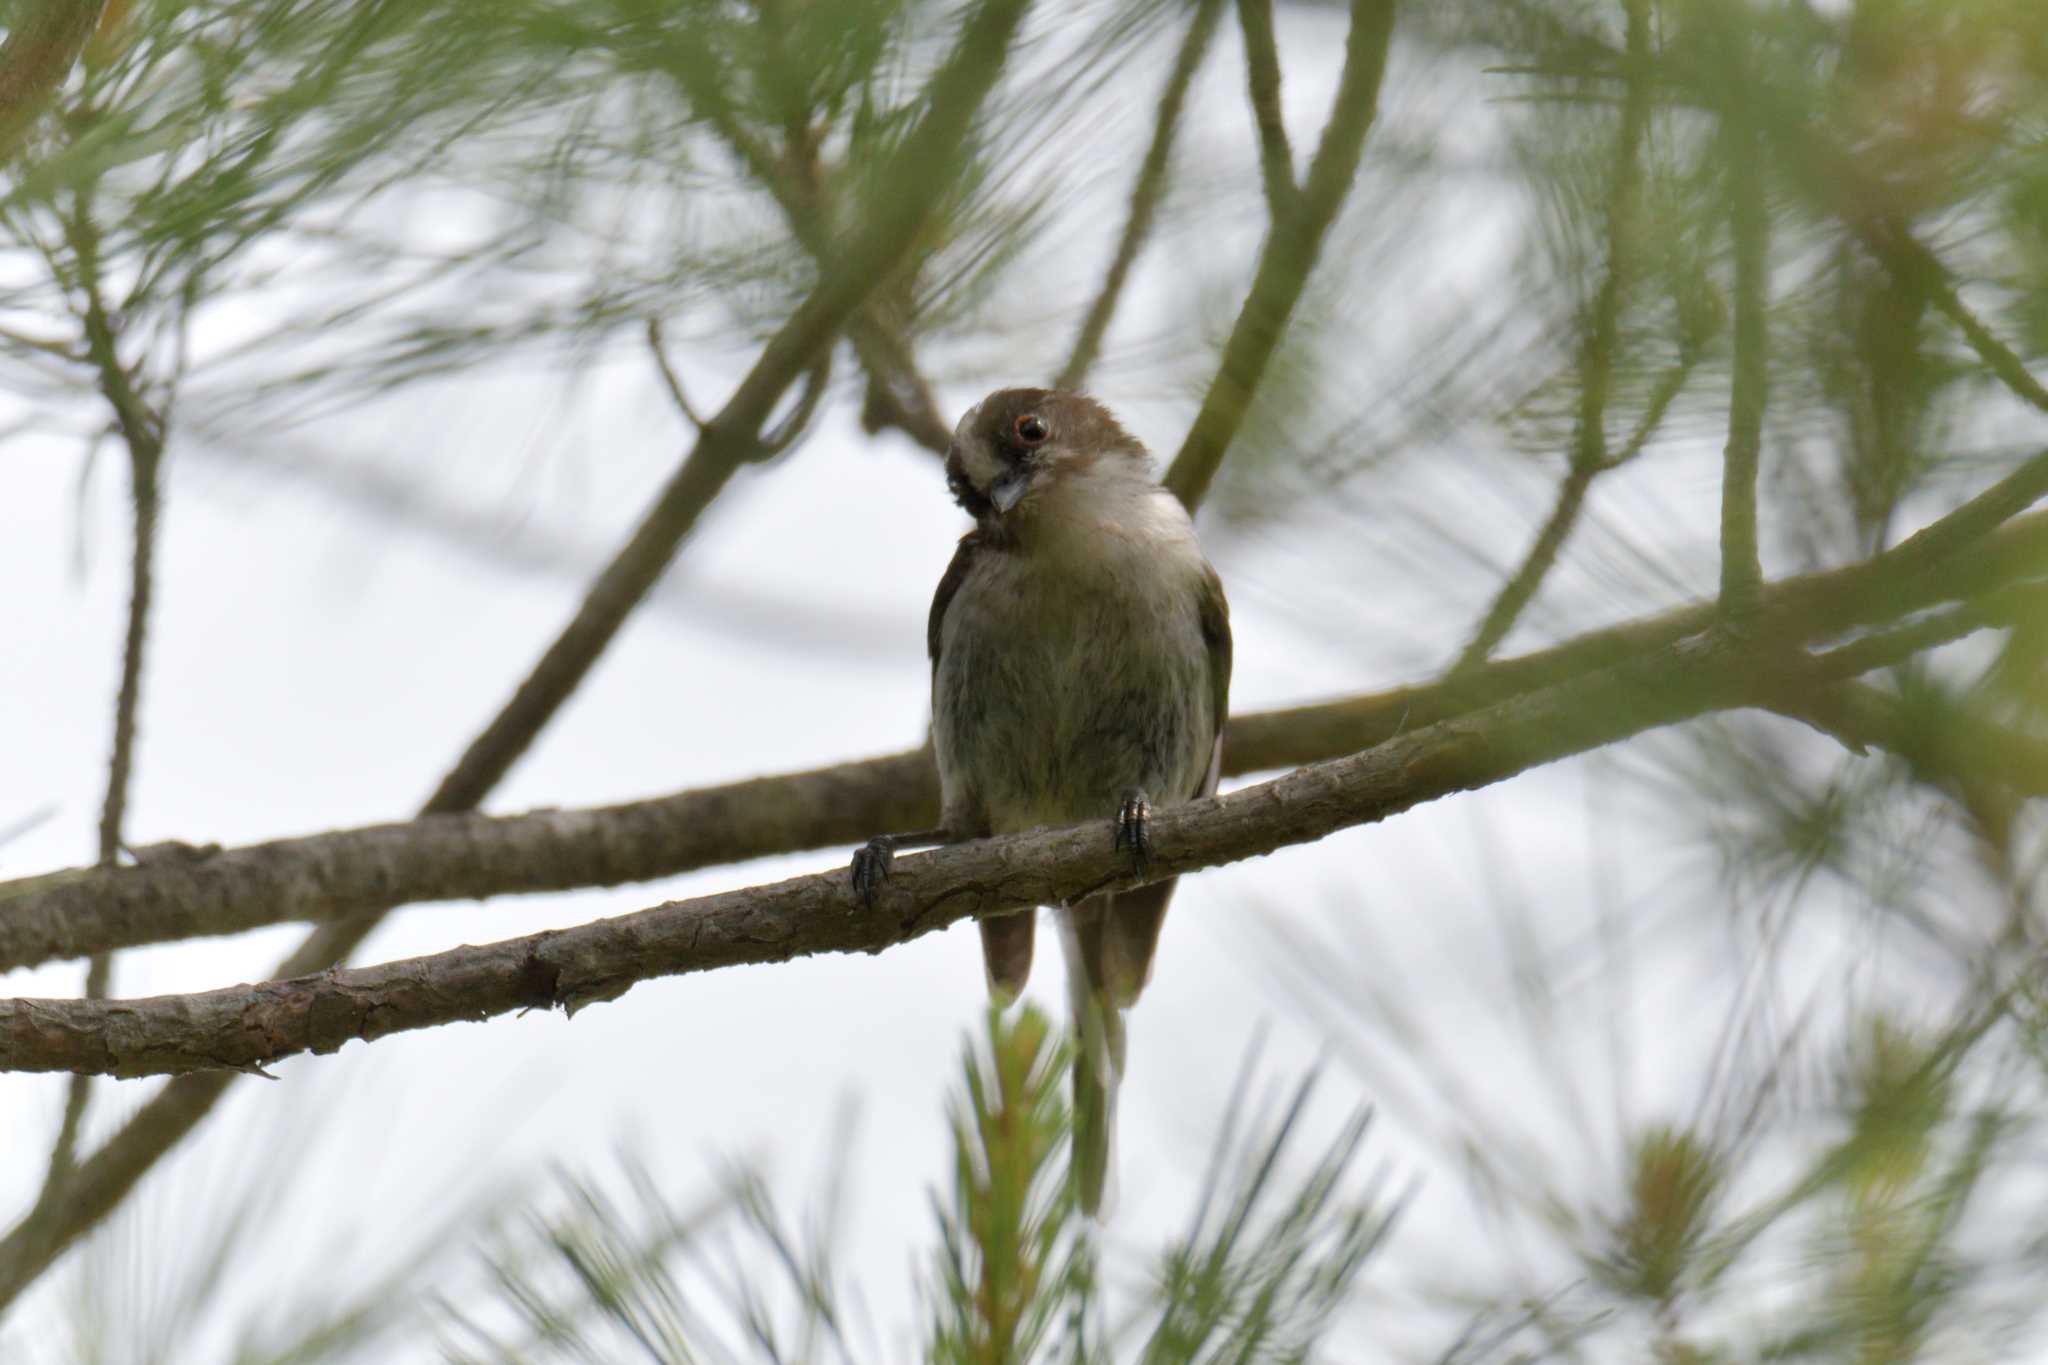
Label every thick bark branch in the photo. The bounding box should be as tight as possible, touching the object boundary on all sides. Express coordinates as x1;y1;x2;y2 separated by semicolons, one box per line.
0;617;1875;1079
10;502;2048;974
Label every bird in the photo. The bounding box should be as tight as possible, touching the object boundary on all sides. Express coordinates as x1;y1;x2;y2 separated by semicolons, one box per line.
851;387;1231;1214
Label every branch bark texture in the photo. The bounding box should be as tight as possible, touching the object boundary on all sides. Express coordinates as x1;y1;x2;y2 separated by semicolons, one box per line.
11;502;2048;975
0;618;1857;1079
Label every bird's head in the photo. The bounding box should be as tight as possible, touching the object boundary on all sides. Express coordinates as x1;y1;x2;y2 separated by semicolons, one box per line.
945;388;1150;522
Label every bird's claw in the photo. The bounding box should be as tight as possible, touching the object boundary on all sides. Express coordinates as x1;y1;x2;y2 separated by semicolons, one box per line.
851;837;894;909
1114;788;1151;878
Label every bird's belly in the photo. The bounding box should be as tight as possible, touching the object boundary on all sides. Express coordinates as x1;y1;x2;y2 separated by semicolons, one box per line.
933;570;1213;834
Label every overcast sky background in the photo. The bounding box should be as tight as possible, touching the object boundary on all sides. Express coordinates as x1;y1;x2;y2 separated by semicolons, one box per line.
0;4;1903;1357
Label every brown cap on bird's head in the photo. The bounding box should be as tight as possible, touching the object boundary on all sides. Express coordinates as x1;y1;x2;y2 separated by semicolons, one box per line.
945;388;1150;520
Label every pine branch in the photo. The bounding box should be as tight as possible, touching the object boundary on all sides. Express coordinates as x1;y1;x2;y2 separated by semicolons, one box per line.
1451;0;1650;671
1055;0;1224;393
1719;114;1768;612
0;603;1973;1081
1162;0;1396;510
12;506;2048;1082
0;0;107;154
1234;0;1297;224
662;14;955;458
1774;133;2048;420
11;501;2048;974
43;199;167;1203
0;0;1039;1312
424;0;1029;822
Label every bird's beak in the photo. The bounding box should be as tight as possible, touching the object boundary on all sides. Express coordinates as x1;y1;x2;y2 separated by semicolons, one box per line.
990;466;1032;514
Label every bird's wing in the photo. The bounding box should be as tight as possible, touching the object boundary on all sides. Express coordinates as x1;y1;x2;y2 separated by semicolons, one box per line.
1092;559;1232;1010
929;530;1035;995
927;528;987;677
1195;558;1233;799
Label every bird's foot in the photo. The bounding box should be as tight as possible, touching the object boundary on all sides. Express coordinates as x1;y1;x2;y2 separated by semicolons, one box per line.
850;837;895;909
1114;788;1152;879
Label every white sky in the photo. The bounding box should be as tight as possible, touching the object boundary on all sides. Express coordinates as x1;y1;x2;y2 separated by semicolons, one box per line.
0;3;2010;1359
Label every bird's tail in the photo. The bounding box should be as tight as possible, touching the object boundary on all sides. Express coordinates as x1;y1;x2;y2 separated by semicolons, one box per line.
1061;896;1129;1217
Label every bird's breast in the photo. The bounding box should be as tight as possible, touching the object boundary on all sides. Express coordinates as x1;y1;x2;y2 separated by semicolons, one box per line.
933;534;1215;833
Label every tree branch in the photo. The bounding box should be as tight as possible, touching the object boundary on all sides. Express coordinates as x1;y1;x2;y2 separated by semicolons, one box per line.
1450;0;1650;672
1765;678;2048;805
662;14;955;458
1718;109;1769;612
71;205;164;868
1162;0;1395;510
1233;0;1297;223
426;0;1030;821
1774;132;2048;420
0;0;107;156
45;198;166;1200
1703;66;2048;459
1449;462;1600;671
1055;0;1224;393
0;617;1893;1080
0;0;1037;1313
13;501;2048;975
646;318;707;432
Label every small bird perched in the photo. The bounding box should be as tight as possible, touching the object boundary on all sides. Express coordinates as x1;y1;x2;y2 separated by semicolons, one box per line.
852;387;1231;1214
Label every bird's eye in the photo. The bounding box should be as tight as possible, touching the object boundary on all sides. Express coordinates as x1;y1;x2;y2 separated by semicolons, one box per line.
1014;414;1048;444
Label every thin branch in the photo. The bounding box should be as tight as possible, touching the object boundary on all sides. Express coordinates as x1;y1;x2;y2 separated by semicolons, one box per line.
1718;111;1768;612
649;319;830;459
0;618;1868;1080
664;16;954;458
44;199;167;1198
1805;583;2048;681
1055;0;1224;392
1766;679;2048;804
1858;218;2048;417
851;318;953;455
754;351;832;459
646;318;707;431
1569;0;1651;479
1450;0;1650;672
0;0;1038;1312
73;210;165;867
1163;0;1396;510
1449;463;1601;672
1873;445;2048;580
1767;125;2048;419
1741;72;2048;467
13;502;2048;975
1234;0;1297;223
424;0;1031;821
0;322;83;361
1611;351;1696;465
